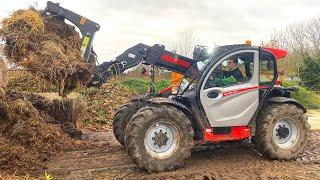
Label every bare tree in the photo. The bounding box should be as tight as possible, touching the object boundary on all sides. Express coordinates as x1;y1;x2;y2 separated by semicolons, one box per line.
306;18;320;56
170;29;200;58
264;17;320;78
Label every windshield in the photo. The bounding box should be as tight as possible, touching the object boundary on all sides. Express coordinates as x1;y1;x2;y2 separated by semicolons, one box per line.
177;44;256;95
178;46;222;95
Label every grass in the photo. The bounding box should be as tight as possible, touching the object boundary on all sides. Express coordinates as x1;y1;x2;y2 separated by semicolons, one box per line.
121;78;171;95
283;81;320;109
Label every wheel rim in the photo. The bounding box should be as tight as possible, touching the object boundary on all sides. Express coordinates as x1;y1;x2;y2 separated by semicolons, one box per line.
144;121;180;159
273;117;299;149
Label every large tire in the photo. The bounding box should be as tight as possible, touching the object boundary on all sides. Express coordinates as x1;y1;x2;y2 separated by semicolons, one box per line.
125;105;194;173
113;100;145;146
253;103;310;160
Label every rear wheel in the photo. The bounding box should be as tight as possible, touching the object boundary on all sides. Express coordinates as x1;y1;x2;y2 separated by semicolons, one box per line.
113;99;145;146
253;103;310;160
126;105;194;172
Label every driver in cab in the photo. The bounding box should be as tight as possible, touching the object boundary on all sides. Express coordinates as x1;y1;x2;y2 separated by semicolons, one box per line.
222;58;244;82
205;57;244;88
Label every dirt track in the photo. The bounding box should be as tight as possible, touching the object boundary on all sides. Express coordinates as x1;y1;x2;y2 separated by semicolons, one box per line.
46;129;320;180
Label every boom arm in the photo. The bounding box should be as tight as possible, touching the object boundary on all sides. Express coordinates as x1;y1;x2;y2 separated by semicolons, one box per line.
94;44;199;83
97;43;150;80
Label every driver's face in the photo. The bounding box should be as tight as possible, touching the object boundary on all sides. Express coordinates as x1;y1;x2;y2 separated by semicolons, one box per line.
227;59;236;69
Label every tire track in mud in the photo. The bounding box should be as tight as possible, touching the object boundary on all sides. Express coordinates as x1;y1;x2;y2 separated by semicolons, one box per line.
47;131;320;179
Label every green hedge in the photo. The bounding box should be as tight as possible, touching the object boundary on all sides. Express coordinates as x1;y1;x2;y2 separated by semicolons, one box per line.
121;78;171;95
283;81;320;109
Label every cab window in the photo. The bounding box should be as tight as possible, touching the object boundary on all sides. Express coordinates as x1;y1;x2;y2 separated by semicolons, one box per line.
259;52;276;86
204;52;254;89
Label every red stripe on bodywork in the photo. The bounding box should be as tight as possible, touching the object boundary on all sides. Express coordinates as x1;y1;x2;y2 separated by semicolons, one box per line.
223;85;269;97
161;54;190;68
203;126;251;142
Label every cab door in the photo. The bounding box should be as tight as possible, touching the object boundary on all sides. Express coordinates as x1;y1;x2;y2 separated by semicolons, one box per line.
199;50;259;127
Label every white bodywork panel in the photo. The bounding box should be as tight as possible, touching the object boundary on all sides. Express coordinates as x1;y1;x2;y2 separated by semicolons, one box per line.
200;50;259;127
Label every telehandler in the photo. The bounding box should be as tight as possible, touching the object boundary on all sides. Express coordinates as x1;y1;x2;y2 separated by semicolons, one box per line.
45;2;310;173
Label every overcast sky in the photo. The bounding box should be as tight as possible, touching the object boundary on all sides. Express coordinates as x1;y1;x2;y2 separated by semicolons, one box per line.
1;0;320;62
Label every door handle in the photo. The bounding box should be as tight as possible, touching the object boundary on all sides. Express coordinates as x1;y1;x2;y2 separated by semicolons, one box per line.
207;90;220;99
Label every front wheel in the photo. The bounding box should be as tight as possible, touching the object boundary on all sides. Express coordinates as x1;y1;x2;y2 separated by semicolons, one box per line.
253;103;310;160
125;105;194;173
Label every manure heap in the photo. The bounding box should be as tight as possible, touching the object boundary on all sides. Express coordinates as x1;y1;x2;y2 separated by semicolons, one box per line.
0;8;93;96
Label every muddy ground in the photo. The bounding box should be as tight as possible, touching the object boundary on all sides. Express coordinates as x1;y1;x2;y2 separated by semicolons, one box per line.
46;117;320;180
